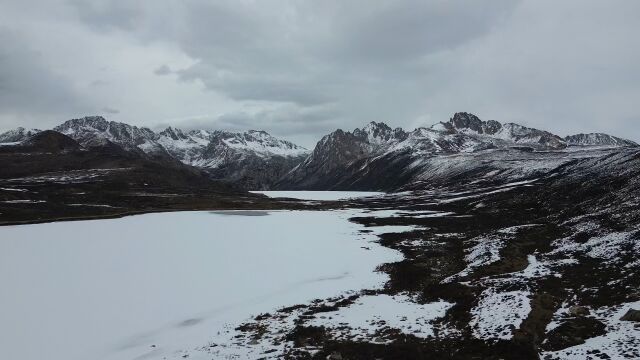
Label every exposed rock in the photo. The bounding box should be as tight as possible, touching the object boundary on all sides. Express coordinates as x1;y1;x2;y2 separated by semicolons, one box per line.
542;317;607;351
565;133;638;147
620;309;640;322
569;305;590;317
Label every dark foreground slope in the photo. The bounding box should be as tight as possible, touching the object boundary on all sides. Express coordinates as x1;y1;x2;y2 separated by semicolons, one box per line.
211;147;640;360
0;131;284;225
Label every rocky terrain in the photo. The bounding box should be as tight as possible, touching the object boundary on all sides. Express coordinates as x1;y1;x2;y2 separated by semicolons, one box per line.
188;145;640;360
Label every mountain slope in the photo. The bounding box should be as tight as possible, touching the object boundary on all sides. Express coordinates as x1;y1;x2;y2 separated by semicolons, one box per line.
0;127;42;143
277;112;638;191
3;112;637;192
565;133;638;147
50;116;309;189
0;130;271;225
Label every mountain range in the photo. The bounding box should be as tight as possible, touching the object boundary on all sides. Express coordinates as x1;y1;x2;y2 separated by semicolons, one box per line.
279;112;637;190
1;112;636;191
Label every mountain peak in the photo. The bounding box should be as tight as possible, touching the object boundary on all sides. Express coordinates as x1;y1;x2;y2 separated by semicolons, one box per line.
450;112;483;129
247;129;269;136
363;121;391;131
54;116;112;136
159;127;188;141
444;112;503;135
353;121;405;144
565;133;638;147
0;127;42;143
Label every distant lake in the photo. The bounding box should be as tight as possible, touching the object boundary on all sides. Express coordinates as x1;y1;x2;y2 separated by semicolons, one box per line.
0;209;402;360
251;190;385;201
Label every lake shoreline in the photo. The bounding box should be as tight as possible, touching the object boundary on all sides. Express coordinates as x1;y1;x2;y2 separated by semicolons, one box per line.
0;190;389;227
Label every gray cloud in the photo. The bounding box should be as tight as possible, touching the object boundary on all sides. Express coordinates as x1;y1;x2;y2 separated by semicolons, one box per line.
324;1;517;64
102;107;120;114
69;0;141;32
155;103;342;147
1;0;639;145
68;0;518;109
153;64;172;76
0;27;91;126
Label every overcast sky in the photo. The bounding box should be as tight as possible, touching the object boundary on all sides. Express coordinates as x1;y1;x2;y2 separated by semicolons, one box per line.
0;0;638;147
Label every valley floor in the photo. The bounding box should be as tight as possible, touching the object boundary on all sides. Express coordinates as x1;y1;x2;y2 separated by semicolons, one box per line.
1;181;639;359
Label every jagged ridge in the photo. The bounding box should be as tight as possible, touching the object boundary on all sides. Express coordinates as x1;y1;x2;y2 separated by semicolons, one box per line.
277;112;638;190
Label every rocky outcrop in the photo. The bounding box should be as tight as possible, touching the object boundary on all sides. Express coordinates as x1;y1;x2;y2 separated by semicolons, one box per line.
565;133;638;147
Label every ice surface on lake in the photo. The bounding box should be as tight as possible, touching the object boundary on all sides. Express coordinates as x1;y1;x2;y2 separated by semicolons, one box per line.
0;210;403;360
251;190;384;200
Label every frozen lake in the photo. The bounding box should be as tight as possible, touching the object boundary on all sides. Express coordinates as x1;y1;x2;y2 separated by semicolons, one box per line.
0;210;403;360
251;190;384;201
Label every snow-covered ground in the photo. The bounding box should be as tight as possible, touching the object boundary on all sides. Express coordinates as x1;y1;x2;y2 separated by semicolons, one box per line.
0;210;404;360
542;300;640;359
470;289;532;340
252;190;384;201
309;294;453;341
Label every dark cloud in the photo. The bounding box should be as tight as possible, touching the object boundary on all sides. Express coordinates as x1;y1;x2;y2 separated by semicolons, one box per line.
1;0;640;144
68;0;141;32
155;103;342;147
0;27;90;123
325;0;517;64
153;64;172;76
102;107;120;114
175;63;335;106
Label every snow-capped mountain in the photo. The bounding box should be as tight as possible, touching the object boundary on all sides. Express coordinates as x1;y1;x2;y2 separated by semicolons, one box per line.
2;112;637;190
436;112;567;149
156;127;309;189
0;127;42;143
156;128;307;167
277;112;638;190
565;133;638;147
54;116;158;151
0;116;308;189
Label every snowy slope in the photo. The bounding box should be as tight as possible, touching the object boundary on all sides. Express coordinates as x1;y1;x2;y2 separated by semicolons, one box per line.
54;116;158;151
565;133;638;147
36;116;307;189
0;127;42;143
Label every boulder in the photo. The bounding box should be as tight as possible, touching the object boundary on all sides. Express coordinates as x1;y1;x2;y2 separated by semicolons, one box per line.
569;305;590;317
620;309;640;322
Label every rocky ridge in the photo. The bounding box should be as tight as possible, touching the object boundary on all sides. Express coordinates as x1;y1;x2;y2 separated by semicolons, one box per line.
277;112;637;190
1;116;309;189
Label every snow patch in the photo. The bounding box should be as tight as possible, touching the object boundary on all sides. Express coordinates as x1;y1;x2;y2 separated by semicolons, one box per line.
309;294;454;341
470;289;532;340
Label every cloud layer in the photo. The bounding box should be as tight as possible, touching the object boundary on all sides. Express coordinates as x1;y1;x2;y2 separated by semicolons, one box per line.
0;0;638;146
